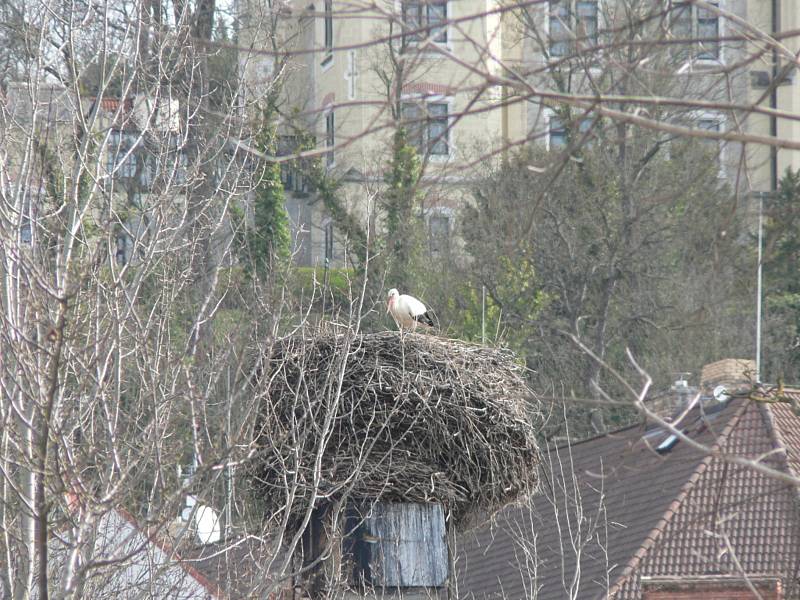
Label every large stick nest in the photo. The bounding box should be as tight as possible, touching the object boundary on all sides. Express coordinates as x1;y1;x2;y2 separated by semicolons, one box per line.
250;331;540;527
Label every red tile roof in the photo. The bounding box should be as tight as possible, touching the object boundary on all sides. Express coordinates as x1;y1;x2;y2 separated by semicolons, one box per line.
770;397;800;480
613;401;800;599
456;392;800;600
85;96;136;129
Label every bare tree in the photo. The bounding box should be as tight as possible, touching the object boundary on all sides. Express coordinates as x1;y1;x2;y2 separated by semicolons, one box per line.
1;0;800;598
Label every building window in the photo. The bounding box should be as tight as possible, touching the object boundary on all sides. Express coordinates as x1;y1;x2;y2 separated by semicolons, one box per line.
115;233;130;265
548;115;567;149
402;102;449;156
548;1;598;57
576;1;598;46
19;196;32;244
402;0;447;45
547;113;593;150
697;117;720;134
429;212;451;255
139;156;154;189
281;162;311;195
324;0;333;56
325;111;335;167
697;116;722;160
670;1;719;61
21;221;32;244
107;131;139;179
173;146;189;185
324;220;334;265
696;4;719;59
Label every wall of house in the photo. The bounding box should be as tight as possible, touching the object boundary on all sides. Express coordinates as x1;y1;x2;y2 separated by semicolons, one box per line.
745;0;800;192
271;0;530;267
259;0;800;268
301;0;526;173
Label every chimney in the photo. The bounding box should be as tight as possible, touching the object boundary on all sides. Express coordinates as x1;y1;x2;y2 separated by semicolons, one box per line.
671;372;695;410
647;373;698;418
700;359;755;393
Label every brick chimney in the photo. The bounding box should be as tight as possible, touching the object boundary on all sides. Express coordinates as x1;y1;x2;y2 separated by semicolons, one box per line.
700;358;755;393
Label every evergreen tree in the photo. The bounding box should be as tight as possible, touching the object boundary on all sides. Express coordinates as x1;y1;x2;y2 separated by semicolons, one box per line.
763;168;800;381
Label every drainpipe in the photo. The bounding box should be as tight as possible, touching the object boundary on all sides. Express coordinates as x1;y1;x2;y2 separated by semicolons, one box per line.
770;0;778;191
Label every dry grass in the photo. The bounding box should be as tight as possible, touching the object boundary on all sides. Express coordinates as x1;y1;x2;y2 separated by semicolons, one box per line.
250;330;540;527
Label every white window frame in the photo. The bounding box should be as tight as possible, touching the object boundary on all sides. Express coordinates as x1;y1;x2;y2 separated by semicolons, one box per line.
321;217;335;266
543;108;595;151
106;130;140;180
426;206;454;255
394;0;452;53
400;94;454;162
543;0;602;61
691;109;726;178
324;107;336;168
668;0;725;70
321;0;334;69
544;109;566;151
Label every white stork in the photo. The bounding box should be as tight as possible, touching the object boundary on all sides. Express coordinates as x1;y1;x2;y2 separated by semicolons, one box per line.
387;288;435;331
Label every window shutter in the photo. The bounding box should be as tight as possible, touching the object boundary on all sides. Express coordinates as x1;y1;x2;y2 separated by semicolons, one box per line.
367;503;448;588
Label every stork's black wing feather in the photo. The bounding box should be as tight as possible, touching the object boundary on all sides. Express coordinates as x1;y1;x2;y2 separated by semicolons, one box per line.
414;311;435;327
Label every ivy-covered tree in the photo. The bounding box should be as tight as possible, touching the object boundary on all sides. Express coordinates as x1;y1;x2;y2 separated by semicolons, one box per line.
384;127;424;293
242;106;291;278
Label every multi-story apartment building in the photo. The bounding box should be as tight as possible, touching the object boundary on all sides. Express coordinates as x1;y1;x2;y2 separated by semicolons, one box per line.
744;1;800;192
240;0;800;267
243;0;529;267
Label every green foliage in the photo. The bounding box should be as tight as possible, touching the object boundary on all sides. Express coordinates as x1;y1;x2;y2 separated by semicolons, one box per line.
242;108;291;278
296;124;427;320
454;127;751;438
289;267;355;308
439;283;504;343
762;168;800;382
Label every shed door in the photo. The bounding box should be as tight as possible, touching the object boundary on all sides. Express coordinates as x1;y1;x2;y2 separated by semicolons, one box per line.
367;502;448;588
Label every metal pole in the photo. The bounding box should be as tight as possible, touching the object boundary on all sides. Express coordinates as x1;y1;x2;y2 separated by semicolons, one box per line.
756;192;764;383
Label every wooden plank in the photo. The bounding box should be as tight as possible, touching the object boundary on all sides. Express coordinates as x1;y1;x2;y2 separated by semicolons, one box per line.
368;503;448;587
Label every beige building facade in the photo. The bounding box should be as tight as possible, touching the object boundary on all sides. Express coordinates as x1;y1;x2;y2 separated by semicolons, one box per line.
743;0;800;192
260;0;529;267
244;0;800;267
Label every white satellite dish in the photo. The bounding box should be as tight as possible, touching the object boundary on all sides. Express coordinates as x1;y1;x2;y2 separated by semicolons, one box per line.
713;385;730;403
194;504;221;545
